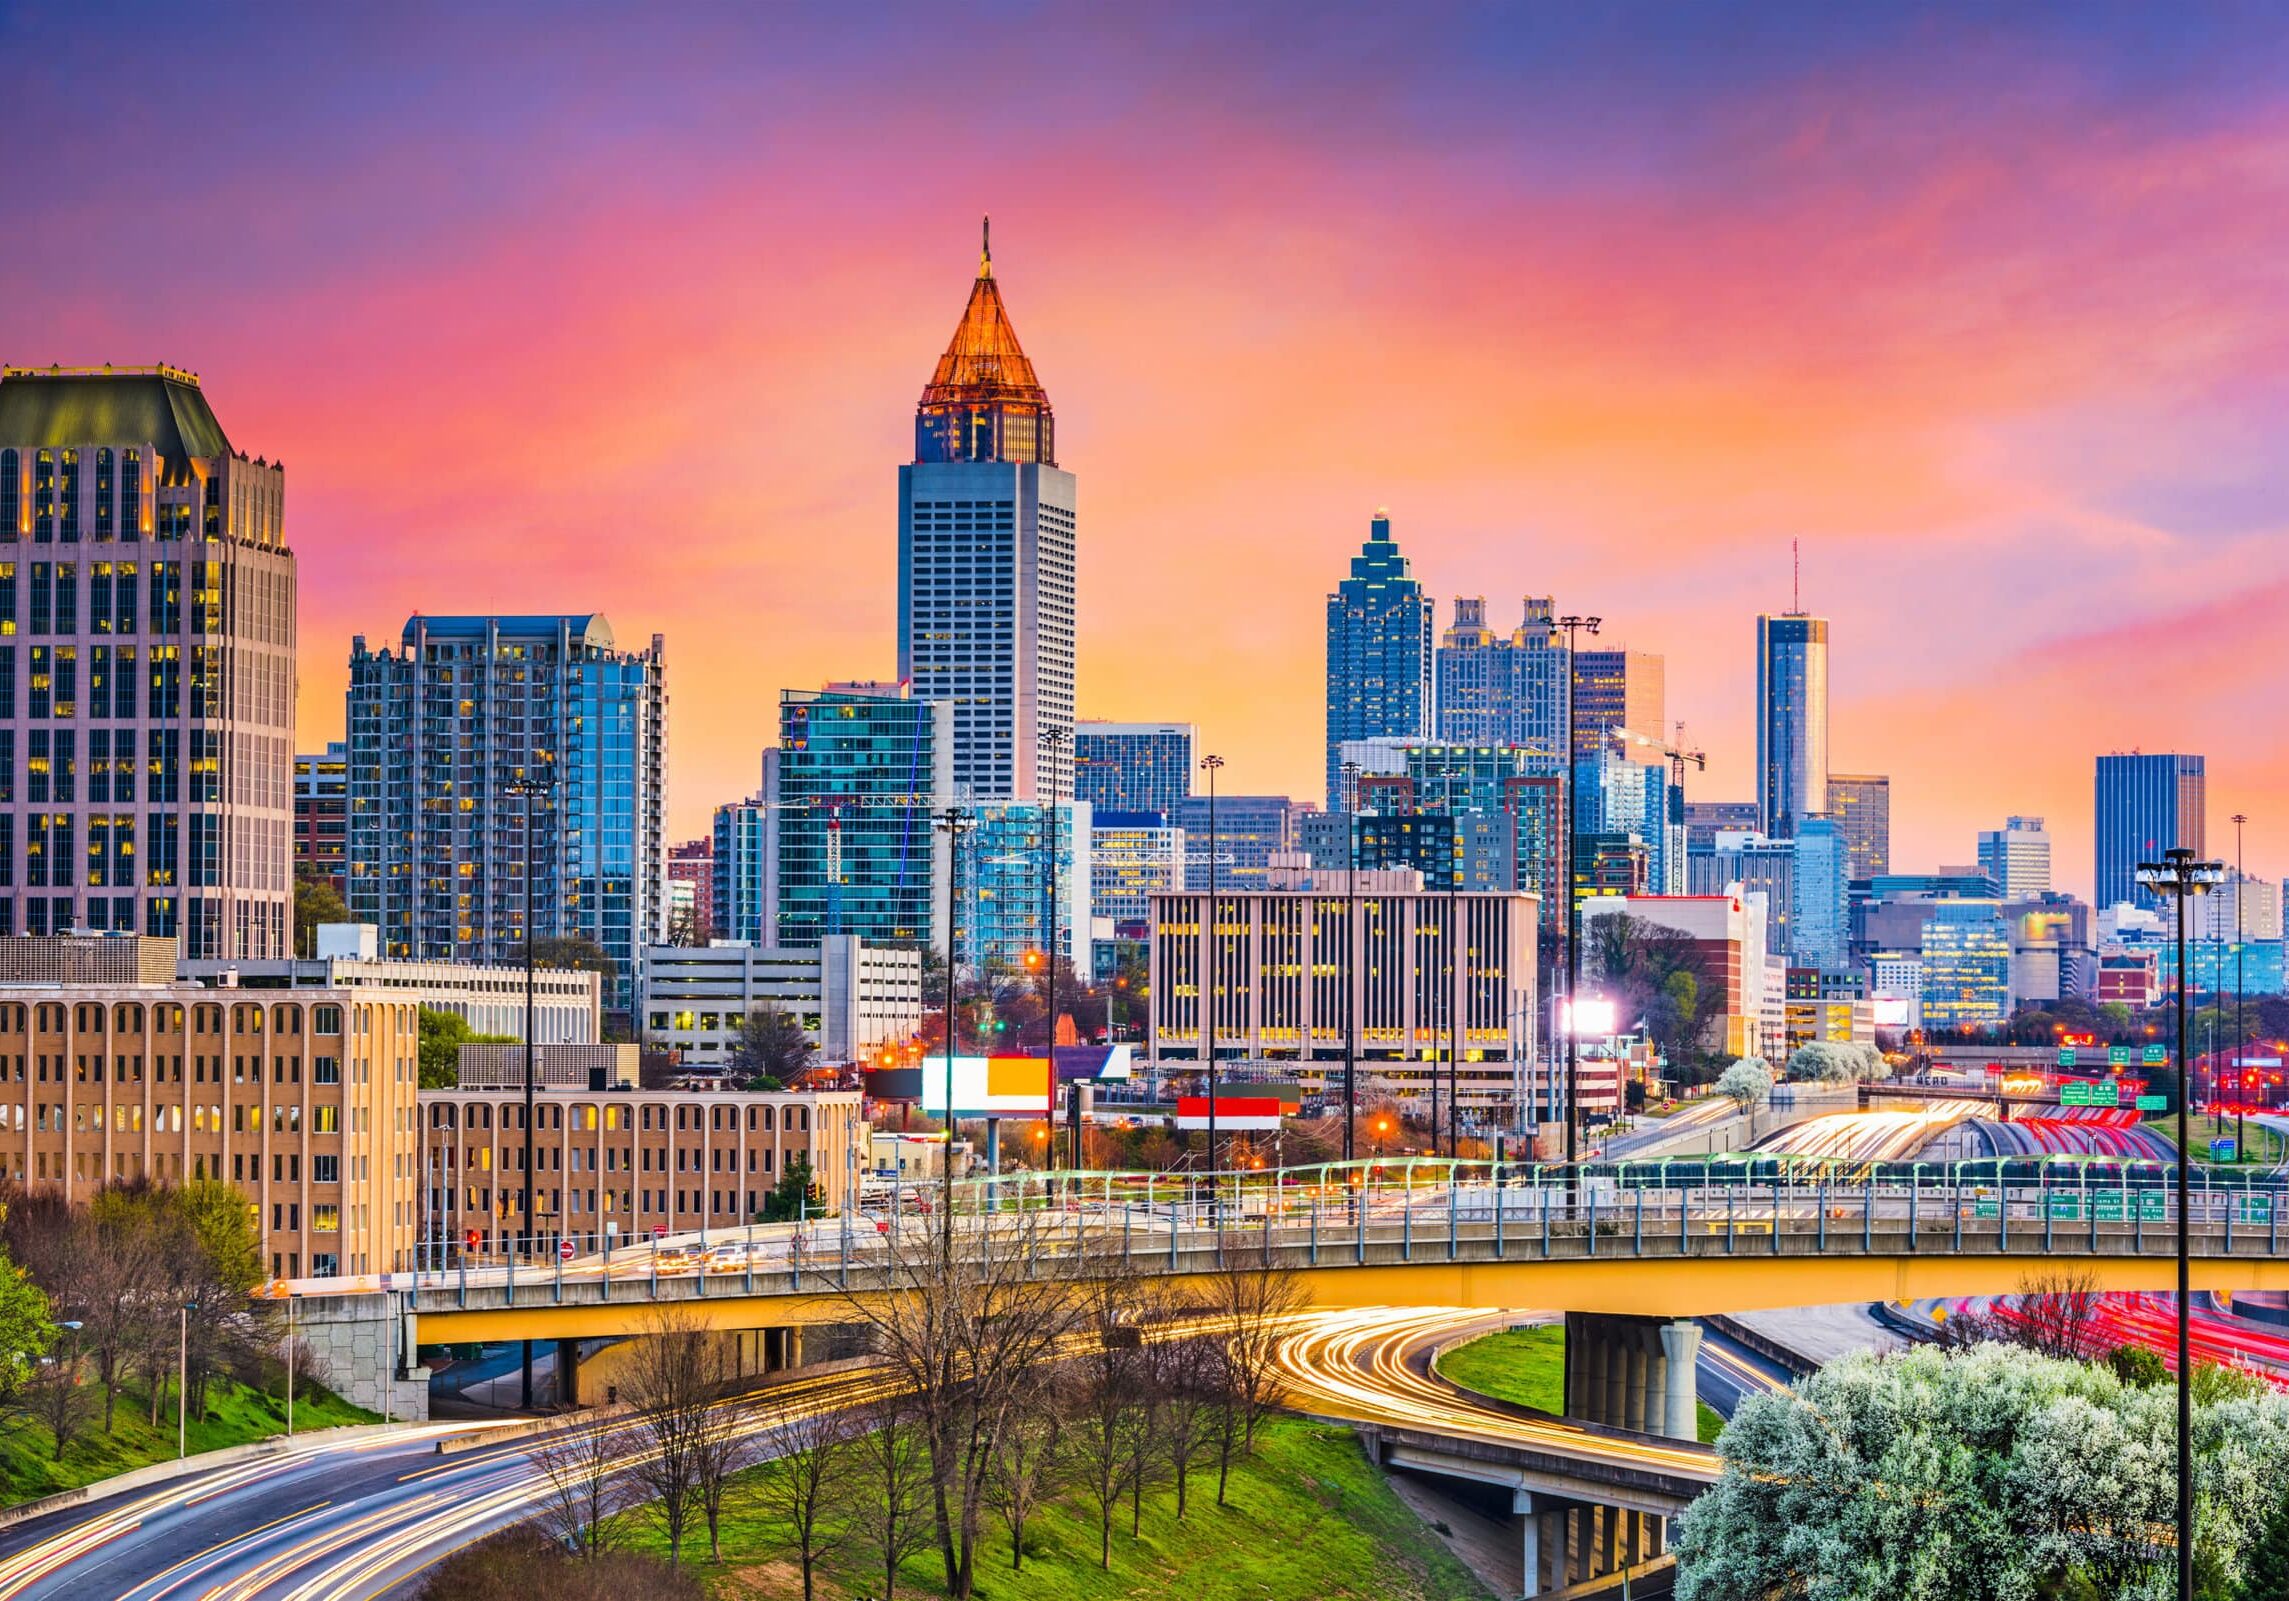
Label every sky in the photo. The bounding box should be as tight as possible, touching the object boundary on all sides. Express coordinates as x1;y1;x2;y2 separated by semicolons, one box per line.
2;2;2284;896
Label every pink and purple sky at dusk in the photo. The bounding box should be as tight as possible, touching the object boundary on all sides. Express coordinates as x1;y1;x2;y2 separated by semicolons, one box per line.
3;3;2284;894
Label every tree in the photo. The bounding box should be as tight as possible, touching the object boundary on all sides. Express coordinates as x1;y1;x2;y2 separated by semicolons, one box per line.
2241;1492;2289;1601
1785;1040;1885;1084
730;1004;816;1088
617;1310;730;1565
292;873;347;956
2008;1269;2105;1362
1588;912;1716;1069
1716;1057;1773;1110
531;1413;631;1560
760;1154;825;1223
418;1008;514;1091
533;935;617;986
1674;1341;2289;1601
1152;1314;1221;1519
855;1393;938;1601
753;1405;859;1601
985;1379;1061;1570
415;1525;704;1601
1207;1237;1306;1504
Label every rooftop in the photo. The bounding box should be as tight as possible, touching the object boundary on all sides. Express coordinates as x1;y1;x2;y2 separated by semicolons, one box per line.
0;364;233;470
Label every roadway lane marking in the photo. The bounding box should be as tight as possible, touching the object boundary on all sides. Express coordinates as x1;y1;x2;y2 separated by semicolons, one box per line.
136;1501;332;1601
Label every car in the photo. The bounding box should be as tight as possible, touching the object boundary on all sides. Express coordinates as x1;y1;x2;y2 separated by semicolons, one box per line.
651;1244;699;1273
704;1242;751;1273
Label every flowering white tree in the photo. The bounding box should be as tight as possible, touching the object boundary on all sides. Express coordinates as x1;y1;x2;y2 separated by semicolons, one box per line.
1674;1342;2289;1601
1716;1057;1773;1110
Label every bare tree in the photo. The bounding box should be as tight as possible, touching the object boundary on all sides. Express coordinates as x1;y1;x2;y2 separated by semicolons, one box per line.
1152;1319;1222;1520
618;1310;722;1566
836;1198;1079;1597
985;1379;1060;1571
855;1393;938;1601
531;1414;632;1560
1208;1238;1307;1504
753;1403;858;1601
2011;1268;2106;1361
1066;1247;1150;1567
29;1344;93;1461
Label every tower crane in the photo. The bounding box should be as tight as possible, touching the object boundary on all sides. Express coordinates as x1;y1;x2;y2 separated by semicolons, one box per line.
1606;724;1706;789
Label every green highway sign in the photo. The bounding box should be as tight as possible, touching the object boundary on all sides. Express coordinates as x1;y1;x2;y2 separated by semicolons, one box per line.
2060;1082;2089;1105
2135;1094;2168;1111
2057;1048;2077;1067
2211;1138;2238;1163
2143;1045;2167;1065
2094;1191;2168;1222
2109;1046;2132;1067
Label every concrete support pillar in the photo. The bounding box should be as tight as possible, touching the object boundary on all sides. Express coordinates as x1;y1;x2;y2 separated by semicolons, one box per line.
1597;1507;1618;1576
1621;1339;1648;1432
1601;1324;1628;1428
1660;1320;1703;1442
1569;1506;1589;1584
1640;1330;1668;1434
785;1324;803;1368
1520;1506;1542;1600
554;1338;579;1406
1564;1311;1589;1418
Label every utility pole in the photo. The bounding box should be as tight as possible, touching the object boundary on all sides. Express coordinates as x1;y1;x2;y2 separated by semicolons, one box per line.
937;807;972;1268
1557;615;1601;1184
1040;726;1069;1170
505;772;553;1412
1199;754;1225;1193
1341;759;1361;1164
2233;812;2249;1154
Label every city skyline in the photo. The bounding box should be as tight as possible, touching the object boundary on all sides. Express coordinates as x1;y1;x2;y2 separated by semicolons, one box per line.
3;7;2284;895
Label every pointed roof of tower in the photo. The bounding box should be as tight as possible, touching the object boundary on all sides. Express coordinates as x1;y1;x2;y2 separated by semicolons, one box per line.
919;216;1049;409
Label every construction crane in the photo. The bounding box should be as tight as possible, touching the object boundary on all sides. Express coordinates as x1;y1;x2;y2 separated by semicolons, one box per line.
1607;724;1706;788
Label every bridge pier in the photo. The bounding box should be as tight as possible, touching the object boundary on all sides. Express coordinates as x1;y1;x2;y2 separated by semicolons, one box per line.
1563;1312;1700;1444
1510;1490;1668;1598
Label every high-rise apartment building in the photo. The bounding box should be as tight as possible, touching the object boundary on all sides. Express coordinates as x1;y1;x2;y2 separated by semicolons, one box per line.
1089;809;1185;931
1790;815;1851;971
1573;746;1682;895
2195;872;2283;944
710;785;774;947
1324;510;1432;809
295;741;348;895
1178;794;1303;893
1340;738;1567;923
1826;774;1890;878
1073;721;1192;814
1756;614;1828;838
774;684;951;953
1435;597;1568;762
1683;800;1760;851
958;801;1090;974
1571;648;1665;762
1976;816;2052;901
667;838;713;944
344;614;667;1012
2094;753;2206;911
897;229;1075;803
0;365;297;956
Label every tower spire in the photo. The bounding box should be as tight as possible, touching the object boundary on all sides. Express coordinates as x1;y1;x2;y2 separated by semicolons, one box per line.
981;214;992;278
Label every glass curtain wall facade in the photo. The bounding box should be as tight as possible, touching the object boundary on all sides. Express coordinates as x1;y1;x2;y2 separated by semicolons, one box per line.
1790;814;1851;972
1435;596;1568;761
1074;721;1192;814
711;797;773;945
1324;510;1432;809
1920;901;2011;1028
958;801;1090;974
0;365;296;957
344;614;666;1012
773;686;952;953
1826;773;1891;878
2094;753;2206;911
1756;614;1828;839
1571;648;1665;761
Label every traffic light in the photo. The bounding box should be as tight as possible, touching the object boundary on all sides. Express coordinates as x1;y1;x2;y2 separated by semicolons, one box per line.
463;1227;481;1254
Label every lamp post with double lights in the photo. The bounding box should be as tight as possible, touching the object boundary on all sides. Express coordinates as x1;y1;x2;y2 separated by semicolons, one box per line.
2136;845;2225;1601
2232;812;2249;1161
1341;759;1361;1163
1556;614;1601;1181
936;806;975;1268
1039;725;1069;1169
504;771;555;1412
1199;753;1225;1188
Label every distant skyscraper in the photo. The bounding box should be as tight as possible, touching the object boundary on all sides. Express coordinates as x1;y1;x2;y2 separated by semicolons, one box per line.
345;614;667;1011
1826;774;1890;878
1756;613;1828;838
958;801;1090;973
1179;794;1302;892
667;838;713;944
1073;721;1193;814
1324;510;1432;809
1920;901;2011;1029
1791;815;1851;971
1089;809;1184;930
1573;746;1682;895
2094;753;2206;911
774;684;951;953
295;741;349;896
1688;828;1795;956
711;791;773;946
1683;800;1761;852
1976;816;2052;901
897;226;1074;802
0;364;297;955
1435;596;1568;762
1571;648;1665;762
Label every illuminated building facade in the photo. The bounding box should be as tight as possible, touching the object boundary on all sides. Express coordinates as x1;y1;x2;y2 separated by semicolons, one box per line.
1756;613;1828;839
774;684;951;954
1089;809;1184;930
2094;753;2205;911
295;742;348;895
1919;901;2010;1030
1074;722;1192;815
897;228;1075;803
1324;510;1432;809
0;365;297;956
1435;597;1568;761
1571;648;1665;762
344;614;667;1013
1827;774;1890;878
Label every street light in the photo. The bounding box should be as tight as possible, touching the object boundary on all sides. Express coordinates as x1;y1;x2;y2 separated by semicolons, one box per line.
1557;614;1601;1185
2232;813;2249;1154
1199;753;1226;1189
1341;759;1361;1165
505;771;555;1413
1040;726;1070;1169
936;806;975;1268
2136;845;2225;1601
177;1301;199;1459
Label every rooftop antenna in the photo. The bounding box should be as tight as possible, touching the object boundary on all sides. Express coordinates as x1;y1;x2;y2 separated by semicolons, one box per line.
1792;538;1800;614
980;214;992;278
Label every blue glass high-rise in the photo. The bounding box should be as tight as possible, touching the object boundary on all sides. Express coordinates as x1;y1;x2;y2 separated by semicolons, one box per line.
2095;753;2206;911
1325;510;1433;809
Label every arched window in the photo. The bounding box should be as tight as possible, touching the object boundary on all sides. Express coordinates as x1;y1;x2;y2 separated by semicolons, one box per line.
0;449;17;537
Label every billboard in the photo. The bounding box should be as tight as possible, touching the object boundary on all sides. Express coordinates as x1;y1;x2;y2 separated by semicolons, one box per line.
915;1055;1052;1118
1173;1095;1286;1132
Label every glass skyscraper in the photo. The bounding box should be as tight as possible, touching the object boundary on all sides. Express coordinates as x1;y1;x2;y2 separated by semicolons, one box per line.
1826;773;1890;878
1074;721;1192;814
2094;753;2205;911
773;685;951;953
1324;510;1432;809
896;228;1075;803
1178;793;1301;893
1571;648;1665;762
1920;901;2010;1029
1790;814;1851;971
344;614;666;1011
0;365;297;956
1756;613;1828;839
711;794;772;946
1573;747;1682;896
1434;596;1568;762
958;800;1090;974
1089;808;1184;930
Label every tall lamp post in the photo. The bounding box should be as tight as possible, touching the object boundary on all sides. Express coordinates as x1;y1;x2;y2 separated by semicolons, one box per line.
1556;615;1601;1180
937;807;974;1267
505;772;554;1412
2137;845;2225;1601
1446;820;1461;1160
1200;754;1225;1191
1341;759;1361;1163
2232;812;2249;1159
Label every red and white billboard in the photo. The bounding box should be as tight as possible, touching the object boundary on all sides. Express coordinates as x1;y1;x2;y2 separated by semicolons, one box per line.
1173;1095;1285;1132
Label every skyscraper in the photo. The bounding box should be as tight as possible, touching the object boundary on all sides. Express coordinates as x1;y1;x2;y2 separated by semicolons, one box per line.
295;741;349;895
1573;745;1682;895
898;225;1075;803
2095;753;2206;910
345;614;668;1011
1434;596;1568;762
1571;648;1665;761
1790;814;1851;971
1073;721;1192;814
711;790;774;946
1324;510;1432;809
0;364;297;955
1756;613;1829;838
1976;815;2052;900
666;838;713;944
774;684;952;952
1826;773;1891;878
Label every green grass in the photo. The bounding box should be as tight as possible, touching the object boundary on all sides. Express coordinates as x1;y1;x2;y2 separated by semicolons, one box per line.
0;1377;374;1506
621;1416;1493;1599
2141;1114;2285;1166
1436;1323;1726;1443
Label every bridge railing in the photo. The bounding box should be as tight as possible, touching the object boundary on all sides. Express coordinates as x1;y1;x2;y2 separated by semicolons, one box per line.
399;1155;2289;1310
